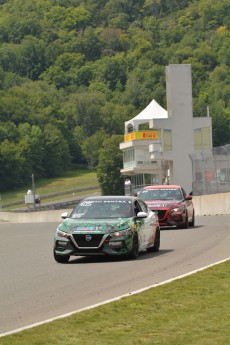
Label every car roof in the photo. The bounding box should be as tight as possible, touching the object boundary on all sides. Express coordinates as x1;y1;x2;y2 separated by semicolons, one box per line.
142;185;181;190
83;195;138;202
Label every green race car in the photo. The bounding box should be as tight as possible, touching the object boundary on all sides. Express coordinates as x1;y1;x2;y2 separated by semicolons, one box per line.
53;196;160;263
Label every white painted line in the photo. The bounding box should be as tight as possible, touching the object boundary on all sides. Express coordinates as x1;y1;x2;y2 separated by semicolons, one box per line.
1;257;229;338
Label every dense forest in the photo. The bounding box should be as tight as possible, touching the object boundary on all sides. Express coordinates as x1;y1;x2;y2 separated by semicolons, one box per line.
0;0;229;191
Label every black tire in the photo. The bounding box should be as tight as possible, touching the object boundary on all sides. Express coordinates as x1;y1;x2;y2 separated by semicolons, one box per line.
54;250;70;263
184;212;189;229
178;212;189;229
182;212;189;229
128;235;139;259
147;228;160;252
189;210;195;227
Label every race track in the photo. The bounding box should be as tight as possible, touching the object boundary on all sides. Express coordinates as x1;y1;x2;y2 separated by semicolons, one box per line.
0;215;229;335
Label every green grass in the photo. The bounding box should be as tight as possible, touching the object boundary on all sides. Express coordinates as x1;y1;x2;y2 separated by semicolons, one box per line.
0;169;99;206
1;261;229;345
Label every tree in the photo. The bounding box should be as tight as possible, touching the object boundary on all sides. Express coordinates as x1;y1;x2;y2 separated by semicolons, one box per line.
100;27;128;55
71;125;86;165
100;101;136;134
0;121;18;141
64;91;105;137
18;36;47;80
82;129;109;169
0;0;230;193
17;123;46;178
0;139;25;190
0;80;63;125
41;52;85;88
97;134;124;195
210;102;230;147
42;123;71;177
93;53;127;91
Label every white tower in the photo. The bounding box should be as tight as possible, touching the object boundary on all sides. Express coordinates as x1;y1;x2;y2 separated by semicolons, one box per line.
166;64;194;192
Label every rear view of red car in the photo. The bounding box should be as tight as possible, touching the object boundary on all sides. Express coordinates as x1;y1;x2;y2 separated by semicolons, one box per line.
139;185;194;229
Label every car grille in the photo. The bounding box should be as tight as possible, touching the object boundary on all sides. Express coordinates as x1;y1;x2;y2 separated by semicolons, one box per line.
72;234;105;248
154;210;167;220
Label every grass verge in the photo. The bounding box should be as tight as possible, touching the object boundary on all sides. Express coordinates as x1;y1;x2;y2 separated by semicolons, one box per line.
1;260;229;345
0;169;98;206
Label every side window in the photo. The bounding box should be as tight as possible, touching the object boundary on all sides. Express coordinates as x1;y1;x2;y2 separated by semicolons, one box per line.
137;200;148;213
181;188;186;198
134;201;142;215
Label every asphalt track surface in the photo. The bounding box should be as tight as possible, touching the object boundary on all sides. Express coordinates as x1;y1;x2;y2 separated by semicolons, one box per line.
0;215;230;335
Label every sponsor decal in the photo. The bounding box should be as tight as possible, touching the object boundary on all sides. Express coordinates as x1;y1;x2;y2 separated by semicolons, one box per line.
74;226;102;231
147;201;173;206
109;241;123;247
80;200;129;205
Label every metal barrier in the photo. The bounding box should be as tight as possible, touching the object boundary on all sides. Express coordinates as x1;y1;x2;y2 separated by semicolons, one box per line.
1;192;229;222
190;144;230;196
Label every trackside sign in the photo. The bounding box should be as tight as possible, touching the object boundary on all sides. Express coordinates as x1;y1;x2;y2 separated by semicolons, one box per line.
124;131;159;142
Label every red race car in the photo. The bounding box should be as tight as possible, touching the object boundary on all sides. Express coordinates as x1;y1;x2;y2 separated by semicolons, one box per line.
139;185;194;229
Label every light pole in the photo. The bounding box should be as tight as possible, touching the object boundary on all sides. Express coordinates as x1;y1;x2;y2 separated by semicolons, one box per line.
32;174;36;209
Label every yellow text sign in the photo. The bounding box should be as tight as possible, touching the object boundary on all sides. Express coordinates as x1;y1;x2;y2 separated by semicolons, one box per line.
124;131;159;142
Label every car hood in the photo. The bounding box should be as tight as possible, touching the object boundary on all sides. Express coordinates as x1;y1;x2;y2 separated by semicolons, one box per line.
144;200;182;209
58;217;132;234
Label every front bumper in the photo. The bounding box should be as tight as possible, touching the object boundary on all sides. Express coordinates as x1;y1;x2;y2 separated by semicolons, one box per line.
152;209;184;226
54;232;133;257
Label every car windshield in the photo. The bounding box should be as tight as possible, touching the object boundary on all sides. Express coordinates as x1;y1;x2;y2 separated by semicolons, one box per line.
69;200;133;219
139;188;182;201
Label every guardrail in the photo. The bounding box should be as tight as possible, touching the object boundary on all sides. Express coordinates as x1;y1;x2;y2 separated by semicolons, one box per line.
0;192;229;223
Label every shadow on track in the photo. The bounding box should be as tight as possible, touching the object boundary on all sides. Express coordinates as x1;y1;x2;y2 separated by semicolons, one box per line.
65;249;174;264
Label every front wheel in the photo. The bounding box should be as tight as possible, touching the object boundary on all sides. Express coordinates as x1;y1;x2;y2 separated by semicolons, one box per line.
178;212;189;229
189;210;195;227
53;250;70;263
183;212;189;229
127;235;139;259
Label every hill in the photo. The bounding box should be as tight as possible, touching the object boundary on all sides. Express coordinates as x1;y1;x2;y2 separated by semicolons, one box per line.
0;0;229;191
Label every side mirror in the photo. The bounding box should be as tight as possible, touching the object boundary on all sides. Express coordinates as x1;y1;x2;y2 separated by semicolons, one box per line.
185;195;192;201
61;212;69;219
136;211;148;219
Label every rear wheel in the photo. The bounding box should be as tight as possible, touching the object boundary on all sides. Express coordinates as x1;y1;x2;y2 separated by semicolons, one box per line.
53;250;70;263
147;228;160;252
128;235;139;259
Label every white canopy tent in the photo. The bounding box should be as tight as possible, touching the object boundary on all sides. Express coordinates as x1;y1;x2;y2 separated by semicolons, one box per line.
125;99;168;133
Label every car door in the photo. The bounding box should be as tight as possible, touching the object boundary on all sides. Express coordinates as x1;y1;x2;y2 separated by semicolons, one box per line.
135;200;155;250
133;200;146;250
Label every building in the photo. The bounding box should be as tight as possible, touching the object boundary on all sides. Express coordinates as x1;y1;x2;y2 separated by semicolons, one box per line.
119;64;212;195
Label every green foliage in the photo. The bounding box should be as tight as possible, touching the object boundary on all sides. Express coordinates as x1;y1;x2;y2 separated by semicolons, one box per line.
82;129;109;168
42;123;71;177
63;91;105;137
0;139;25;190
0;0;229;191
97;135;124;195
41;52;85;88
17;123;46;178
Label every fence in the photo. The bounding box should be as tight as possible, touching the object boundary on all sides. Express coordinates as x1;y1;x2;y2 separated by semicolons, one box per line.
190;144;230;195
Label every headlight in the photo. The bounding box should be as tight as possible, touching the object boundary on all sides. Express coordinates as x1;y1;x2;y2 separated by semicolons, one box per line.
170;207;183;214
57;229;70;238
111;228;131;237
